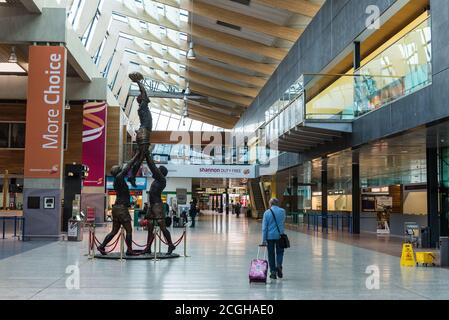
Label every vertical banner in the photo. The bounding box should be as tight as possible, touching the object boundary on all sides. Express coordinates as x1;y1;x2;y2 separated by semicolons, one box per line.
24;46;66;179
82;102;108;187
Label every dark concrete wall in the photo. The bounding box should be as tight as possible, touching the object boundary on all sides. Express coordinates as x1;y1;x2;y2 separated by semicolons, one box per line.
238;0;449;169
235;0;397;135
352;0;449;146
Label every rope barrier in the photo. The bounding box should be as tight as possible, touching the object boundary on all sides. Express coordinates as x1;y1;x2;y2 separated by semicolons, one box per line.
155;231;186;247
132;239;151;248
87;225;188;258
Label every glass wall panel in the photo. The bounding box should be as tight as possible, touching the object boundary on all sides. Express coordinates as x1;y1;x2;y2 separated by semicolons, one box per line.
306;75;355;120
355;14;431;116
10;123;25;149
0;123;9;148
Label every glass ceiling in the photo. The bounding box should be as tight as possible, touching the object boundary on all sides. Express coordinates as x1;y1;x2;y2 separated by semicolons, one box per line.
67;0;226;131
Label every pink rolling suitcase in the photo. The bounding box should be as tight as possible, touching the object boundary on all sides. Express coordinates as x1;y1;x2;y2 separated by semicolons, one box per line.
249;245;268;284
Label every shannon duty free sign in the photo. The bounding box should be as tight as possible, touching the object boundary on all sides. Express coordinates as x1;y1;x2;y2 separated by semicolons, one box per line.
24;46;66;179
145;164;256;179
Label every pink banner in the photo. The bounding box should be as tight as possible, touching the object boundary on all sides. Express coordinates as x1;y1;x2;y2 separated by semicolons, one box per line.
82;102;107;187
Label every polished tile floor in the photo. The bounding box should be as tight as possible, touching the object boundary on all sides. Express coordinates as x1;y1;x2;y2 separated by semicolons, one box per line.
1;211;448;300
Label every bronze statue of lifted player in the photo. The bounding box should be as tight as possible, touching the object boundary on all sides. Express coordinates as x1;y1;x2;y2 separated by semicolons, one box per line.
127;72;152;188
128;72;176;255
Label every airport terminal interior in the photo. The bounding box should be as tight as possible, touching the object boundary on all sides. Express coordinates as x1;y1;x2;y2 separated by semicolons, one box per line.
1;0;449;300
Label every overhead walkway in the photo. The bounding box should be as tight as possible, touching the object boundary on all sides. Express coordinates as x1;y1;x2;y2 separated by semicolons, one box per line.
264;76;352;154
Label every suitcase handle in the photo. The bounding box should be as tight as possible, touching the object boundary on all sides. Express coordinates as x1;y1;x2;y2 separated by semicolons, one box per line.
257;245;267;260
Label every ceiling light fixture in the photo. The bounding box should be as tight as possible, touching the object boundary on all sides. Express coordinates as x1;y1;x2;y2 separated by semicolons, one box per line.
186;41;196;60
185;82;191;95
186;0;196;60
8;46;18;64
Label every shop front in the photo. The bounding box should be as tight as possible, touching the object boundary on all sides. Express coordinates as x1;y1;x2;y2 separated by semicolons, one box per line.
106;176;147;220
0;176;24;210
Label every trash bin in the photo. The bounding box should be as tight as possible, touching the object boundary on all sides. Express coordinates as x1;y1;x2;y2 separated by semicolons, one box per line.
440;236;449;267
421;227;431;248
68;218;83;241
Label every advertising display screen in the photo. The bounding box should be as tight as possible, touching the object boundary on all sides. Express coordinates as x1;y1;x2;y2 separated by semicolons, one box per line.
106;176;147;190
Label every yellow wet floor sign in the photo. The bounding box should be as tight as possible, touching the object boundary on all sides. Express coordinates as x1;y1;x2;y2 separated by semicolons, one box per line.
400;243;416;267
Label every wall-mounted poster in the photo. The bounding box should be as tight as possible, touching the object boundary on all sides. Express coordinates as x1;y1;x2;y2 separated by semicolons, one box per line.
176;188;187;205
376;196;393;211
24;46;66;180
82;102;107;187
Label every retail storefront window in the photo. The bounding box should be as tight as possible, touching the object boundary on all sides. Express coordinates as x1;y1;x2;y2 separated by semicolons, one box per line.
0;122;25;149
0;122;68;150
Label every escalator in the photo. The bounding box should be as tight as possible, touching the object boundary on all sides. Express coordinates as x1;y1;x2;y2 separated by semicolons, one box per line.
248;179;267;219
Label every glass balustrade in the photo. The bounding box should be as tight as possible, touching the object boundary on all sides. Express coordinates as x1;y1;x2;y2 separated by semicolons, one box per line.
264;76;305;144
262;13;431;146
355;14;431;116
306;74;355;120
124;143;255;165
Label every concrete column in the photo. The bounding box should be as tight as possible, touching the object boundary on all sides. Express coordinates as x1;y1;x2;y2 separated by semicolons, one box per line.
225;188;230;215
439;147;449;237
352;151;361;234
321;157;328;230
23;45;67;240
426;147;439;246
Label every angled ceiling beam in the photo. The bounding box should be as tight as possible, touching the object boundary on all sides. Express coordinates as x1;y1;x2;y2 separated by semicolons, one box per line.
181;0;301;42
188;104;239;122
114;18;285;62
187;109;236;129
187;59;267;87
120;0;301;42
192;24;288;61
127;52;263;99
187;70;259;98
20;0;42;13
188;114;234;129
126;46;266;88
187;100;245;117
254;0;321;18
157;100;237;128
194;45;276;76
113;20;279;74
190;83;253;107
112;4;278;74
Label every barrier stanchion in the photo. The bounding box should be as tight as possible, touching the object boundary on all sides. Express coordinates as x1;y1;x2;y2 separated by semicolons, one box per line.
153;226;158;262
21;217;25;241
13;216;17;238
92;225;96;258
88;225;92;258
119;227;125;261
158;229;162;253
183;226;188;258
88;224;95;259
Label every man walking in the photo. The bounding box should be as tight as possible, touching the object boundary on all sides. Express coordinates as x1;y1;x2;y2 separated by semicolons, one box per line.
235;201;241;218
262;198;286;280
189;200;197;228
